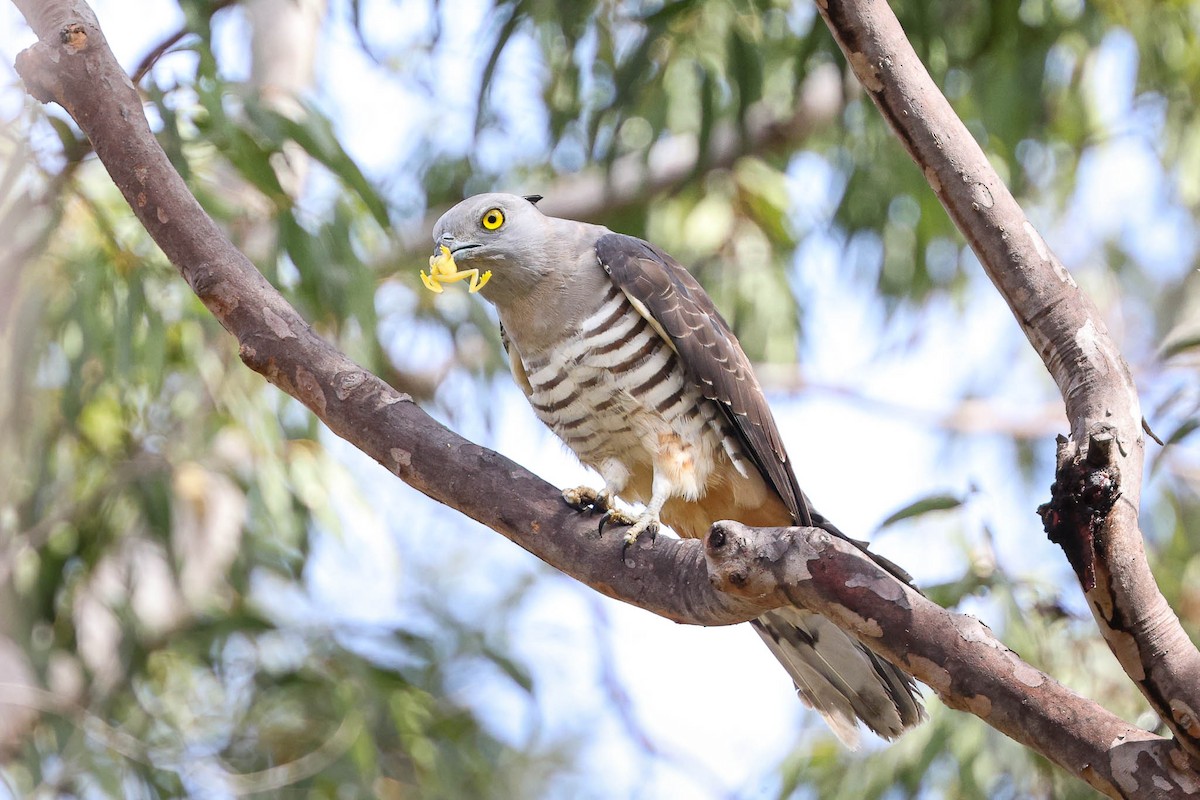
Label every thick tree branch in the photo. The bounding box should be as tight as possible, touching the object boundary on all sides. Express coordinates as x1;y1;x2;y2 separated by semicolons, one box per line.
12;0;1198;795
10;0;757;629
704;522;1199;798
817;0;1200;767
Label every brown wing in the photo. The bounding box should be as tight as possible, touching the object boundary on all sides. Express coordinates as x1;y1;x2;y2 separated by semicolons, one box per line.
595;233;813;527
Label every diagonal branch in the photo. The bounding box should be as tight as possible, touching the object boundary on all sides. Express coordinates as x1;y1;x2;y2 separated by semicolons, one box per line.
10;0;756;629
533;61;845;222
816;0;1200;766
129;0;238;85
704;522;1197;798
11;0;1198;795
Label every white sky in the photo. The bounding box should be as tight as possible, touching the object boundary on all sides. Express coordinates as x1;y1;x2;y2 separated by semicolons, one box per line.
4;1;1195;797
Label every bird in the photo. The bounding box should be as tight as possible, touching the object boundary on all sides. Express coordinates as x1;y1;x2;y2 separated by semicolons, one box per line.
424;192;924;746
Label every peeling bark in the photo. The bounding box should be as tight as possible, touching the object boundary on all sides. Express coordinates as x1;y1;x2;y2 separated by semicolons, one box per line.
706;522;1200;798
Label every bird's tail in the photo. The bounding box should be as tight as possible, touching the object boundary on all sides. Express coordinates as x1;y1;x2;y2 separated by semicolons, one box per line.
753;508;925;747
751;607;924;747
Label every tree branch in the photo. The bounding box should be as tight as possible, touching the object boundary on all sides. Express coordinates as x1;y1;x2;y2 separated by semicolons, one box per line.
704;522;1198;798
12;0;1199;795
10;0;757;629
816;0;1200;766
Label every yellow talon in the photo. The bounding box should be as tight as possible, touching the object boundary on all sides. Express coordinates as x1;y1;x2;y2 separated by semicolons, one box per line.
421;246;492;294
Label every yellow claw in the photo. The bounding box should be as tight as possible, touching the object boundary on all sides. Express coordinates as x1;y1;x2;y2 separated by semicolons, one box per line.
421;245;492;294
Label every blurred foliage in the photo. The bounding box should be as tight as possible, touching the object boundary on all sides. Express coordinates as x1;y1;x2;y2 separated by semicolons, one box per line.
4;0;1200;797
0;140;559;796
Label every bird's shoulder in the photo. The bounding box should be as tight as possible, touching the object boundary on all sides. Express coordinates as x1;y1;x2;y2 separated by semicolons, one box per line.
593;233;756;406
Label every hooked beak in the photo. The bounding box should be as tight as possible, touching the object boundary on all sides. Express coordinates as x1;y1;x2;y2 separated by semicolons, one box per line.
434;234;481;259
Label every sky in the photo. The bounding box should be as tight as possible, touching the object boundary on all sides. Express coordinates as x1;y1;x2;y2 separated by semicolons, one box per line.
4;1;1194;797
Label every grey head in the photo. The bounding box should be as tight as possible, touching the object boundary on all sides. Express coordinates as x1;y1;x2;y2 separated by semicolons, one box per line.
431;193;560;305
430;193;615;348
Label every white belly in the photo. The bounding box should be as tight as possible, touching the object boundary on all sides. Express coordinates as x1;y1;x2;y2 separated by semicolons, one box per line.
516;288;751;503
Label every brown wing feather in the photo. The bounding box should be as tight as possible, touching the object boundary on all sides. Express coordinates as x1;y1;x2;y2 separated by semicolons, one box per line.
595;233;813;527
593;238;925;738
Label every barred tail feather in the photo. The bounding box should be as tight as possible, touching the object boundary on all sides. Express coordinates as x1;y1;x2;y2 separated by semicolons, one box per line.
751;608;925;748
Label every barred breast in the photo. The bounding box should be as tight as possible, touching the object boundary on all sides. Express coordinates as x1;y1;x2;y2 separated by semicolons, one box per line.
516;282;754;510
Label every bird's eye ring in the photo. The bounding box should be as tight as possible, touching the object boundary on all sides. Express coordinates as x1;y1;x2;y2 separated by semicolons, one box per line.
481;208;505;230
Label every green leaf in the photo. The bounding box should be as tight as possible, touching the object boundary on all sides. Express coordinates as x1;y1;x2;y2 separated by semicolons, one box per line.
1165;418;1200;448
480;645;534;694
692;64;717;179
877;493;964;530
475;1;526;139
729;24;762;127
269;106;390;227
1161;333;1200;360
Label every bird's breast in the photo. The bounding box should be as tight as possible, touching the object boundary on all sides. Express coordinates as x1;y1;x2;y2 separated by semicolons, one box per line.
517;286;751;496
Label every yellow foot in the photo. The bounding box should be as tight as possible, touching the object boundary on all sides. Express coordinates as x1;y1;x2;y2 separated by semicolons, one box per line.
587;510;657;567
562;486;612;514
621;513;660;547
562;486;658;561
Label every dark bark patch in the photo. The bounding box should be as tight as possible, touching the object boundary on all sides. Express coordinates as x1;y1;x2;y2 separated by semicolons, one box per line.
1038;460;1120;592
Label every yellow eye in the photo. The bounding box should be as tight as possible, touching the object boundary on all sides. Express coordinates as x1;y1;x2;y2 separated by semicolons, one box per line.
481;208;505;230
